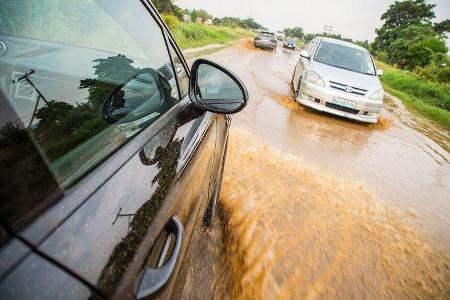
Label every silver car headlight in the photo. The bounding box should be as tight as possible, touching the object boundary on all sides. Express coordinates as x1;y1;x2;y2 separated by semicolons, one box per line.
369;89;384;102
305;71;325;87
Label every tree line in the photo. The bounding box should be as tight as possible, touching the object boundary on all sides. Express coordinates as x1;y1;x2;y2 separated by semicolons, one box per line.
151;0;265;30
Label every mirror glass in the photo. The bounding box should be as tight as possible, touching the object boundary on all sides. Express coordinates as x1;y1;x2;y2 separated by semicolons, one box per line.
196;63;245;111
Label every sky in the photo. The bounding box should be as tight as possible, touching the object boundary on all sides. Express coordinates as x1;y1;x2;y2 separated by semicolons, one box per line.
174;0;450;42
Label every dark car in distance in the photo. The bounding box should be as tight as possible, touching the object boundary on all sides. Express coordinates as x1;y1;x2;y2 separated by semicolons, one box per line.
0;0;248;299
283;38;296;50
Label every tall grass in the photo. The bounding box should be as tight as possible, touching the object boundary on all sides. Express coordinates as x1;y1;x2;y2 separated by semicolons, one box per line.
170;23;253;49
375;60;450;129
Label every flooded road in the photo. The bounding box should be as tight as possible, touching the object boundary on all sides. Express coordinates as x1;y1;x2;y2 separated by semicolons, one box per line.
181;40;450;299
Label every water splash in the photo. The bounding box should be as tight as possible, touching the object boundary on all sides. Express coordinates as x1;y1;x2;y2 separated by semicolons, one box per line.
219;130;449;299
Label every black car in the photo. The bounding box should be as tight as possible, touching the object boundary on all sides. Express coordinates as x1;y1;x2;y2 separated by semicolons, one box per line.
283;38;297;50
0;0;247;299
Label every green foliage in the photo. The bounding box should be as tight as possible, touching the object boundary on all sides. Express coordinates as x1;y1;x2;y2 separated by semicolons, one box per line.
190;9;212;21
151;0;182;18
161;14;180;31
354;40;371;51
434;19;450;35
284;27;304;39
416;53;450;83
373;0;448;73
171;22;253;49
378;61;450;110
380;0;435;29
213;17;265;30
376;60;450;128
386;24;447;69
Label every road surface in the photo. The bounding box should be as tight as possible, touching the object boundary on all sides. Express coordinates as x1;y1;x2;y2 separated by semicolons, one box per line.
180;40;450;299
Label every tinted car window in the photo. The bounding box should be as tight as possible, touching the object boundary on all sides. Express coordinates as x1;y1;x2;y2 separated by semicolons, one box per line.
0;0;179;188
314;41;376;75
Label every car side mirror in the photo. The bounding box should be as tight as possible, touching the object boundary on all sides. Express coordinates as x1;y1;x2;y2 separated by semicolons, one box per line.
376;69;383;76
300;50;310;59
189;59;248;114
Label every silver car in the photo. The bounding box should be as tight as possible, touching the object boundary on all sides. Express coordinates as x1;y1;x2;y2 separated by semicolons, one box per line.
292;37;384;123
254;31;277;52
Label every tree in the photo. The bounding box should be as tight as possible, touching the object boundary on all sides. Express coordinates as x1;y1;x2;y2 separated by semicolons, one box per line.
388;24;447;69
151;0;182;18
373;0;448;71
213;16;265;29
373;0;436;51
380;0;435;29
434;20;450;36
196;9;212;20
243;18;266;30
284;27;305;39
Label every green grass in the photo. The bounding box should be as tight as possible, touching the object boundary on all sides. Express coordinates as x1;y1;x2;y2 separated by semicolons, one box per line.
170;23;253;49
375;60;450;129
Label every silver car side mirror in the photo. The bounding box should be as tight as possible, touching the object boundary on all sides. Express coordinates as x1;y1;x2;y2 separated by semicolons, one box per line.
376;69;384;76
300;50;310;59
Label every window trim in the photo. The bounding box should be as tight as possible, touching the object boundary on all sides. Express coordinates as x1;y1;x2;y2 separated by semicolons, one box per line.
164;30;189;99
163;30;183;100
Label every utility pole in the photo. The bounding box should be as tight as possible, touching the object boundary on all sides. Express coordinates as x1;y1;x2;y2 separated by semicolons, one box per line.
12;69;52;127
323;25;333;35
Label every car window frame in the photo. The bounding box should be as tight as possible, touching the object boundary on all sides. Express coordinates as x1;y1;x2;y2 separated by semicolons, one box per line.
4;0;194;246
163;29;190;99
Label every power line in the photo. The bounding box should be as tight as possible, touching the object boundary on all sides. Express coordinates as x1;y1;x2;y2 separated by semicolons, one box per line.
323;25;333;35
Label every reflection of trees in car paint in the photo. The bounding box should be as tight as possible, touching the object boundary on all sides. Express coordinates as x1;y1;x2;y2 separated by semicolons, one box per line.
96;103;205;295
0;120;62;238
97;138;183;295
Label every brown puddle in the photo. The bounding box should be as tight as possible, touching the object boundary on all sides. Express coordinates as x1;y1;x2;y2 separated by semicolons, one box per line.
269;93;304;111
218;130;449;299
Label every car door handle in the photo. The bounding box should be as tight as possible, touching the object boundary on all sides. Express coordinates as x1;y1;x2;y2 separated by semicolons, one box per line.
134;216;184;299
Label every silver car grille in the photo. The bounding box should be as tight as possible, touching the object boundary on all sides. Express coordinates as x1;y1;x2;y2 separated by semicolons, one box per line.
329;81;368;96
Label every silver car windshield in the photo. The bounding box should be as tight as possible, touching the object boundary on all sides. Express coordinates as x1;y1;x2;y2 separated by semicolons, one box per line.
314;42;375;75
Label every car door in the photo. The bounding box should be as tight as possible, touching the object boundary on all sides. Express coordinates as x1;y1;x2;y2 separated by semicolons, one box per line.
0;0;216;298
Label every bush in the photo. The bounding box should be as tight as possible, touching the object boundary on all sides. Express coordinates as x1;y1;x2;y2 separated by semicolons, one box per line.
161;14;180;31
386;25;447;70
170;22;252;49
416;53;450;83
376;60;450;128
377;60;450;110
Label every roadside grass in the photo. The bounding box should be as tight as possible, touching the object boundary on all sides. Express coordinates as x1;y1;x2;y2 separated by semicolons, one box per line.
183;46;227;60
375;60;450;129
170;23;253;49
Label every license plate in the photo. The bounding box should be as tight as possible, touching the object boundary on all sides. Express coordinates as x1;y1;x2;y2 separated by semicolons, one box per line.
332;97;356;109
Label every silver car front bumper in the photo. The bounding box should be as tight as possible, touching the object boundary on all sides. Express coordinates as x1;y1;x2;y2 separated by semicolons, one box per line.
296;80;382;123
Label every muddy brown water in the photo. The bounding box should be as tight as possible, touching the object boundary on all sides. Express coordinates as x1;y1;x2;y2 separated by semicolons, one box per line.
181;40;450;299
